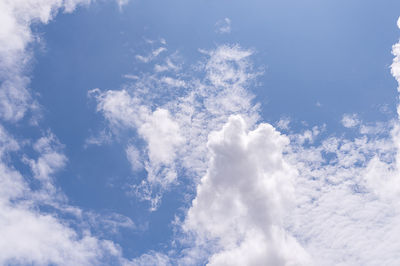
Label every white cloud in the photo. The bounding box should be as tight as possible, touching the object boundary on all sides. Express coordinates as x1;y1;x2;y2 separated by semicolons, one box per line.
0;124;128;265
284;129;400;265
0;0;92;122
84;129;113;147
154;57;180;73
91;88;184;209
215;18;231;34
184;116;310;265
126;145;143;171
341;113;360;128
25;133;67;197
277;117;291;130
127;251;171;266
0;3;139;260
136;47;167;63
161;76;186;87
397;16;400;29
0;204;122;265
91;24;400;265
116;0;129;9
139;108;183;167
92;44;260;209
0;0;128;122
118;26;400;265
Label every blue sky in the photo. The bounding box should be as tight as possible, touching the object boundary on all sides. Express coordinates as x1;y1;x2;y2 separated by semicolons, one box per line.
2;0;400;265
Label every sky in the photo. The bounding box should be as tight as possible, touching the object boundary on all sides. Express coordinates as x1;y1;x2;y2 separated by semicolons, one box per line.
2;0;400;265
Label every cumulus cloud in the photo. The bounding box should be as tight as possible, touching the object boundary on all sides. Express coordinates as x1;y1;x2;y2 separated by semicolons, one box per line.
184;116;310;265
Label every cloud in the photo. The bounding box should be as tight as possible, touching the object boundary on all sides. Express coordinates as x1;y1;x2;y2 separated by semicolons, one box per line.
92;43;311;263
92;44;260;209
126;145;143;171
127;251;171;266
0;0;128;122
154;57;180;73
136;47;167;63
184;116;310;265
341;113;360;128
84;129;113;147
0;0;92;122
215;18;231;34
90;17;400;265
24;133;67;197
0;1;139;264
0;124;127;265
276;117;291;130
284;127;400;265
91;88;184;209
0;204;122;265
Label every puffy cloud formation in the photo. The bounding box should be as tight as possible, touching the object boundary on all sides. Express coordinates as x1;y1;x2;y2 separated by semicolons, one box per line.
184;116;310;265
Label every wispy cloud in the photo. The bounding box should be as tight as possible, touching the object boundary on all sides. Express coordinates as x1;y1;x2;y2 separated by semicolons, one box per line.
136;47;167;63
341;113;360;128
215;18;232;34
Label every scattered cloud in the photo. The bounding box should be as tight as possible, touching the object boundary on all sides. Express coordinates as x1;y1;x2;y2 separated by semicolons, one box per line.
341;113;360;128
276;117;291;130
136;47;167;63
0;125;126;265
215;18;231;34
126;145;143;171
92;44;260;209
3;1;400;265
84;129;113;148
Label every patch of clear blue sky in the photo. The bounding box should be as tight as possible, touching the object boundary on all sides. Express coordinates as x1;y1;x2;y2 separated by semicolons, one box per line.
27;0;400;258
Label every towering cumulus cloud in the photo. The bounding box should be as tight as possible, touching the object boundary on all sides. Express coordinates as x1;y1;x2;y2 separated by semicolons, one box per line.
184;116;310;265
